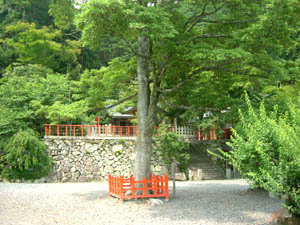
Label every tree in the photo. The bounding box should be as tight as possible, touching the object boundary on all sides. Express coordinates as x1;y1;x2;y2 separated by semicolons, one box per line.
76;0;300;180
154;124;189;171
0;0;53;28
4;22;81;74
223;95;300;219
2;128;52;181
0;64;70;144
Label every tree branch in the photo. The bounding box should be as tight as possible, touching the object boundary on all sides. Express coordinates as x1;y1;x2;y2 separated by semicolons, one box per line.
184;2;208;34
160;94;219;112
104;93;137;110
187;34;231;42
158;65;219;93
184;2;225;34
201;19;256;24
120;34;138;55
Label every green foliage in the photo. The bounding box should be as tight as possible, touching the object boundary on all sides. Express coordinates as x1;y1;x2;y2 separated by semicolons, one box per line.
223;94;300;216
154;125;189;171
76;0;177;48
72;57;137;114
42;100;89;124
4;22;81;74
2;129;52;180
0;0;53;27
49;0;77;31
0;64;72;140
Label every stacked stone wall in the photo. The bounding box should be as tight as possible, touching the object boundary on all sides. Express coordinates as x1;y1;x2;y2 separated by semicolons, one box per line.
45;137;165;182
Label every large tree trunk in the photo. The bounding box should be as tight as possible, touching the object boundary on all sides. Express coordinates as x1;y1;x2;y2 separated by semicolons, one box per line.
134;35;153;181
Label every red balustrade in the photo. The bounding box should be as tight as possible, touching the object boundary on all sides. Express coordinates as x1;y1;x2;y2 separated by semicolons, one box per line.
44;124;139;138
108;173;169;202
44;124;232;140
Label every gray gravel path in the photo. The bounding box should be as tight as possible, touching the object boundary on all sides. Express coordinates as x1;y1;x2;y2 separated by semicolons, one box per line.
0;179;282;225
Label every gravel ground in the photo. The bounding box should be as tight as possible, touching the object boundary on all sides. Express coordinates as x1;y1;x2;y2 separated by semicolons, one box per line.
0;179;282;225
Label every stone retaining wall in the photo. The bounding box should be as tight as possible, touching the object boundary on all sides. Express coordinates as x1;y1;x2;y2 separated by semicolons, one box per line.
45;137;166;182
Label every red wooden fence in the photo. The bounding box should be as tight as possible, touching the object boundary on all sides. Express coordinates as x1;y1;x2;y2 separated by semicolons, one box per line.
108;174;169;202
44;124;232;140
44;124;138;137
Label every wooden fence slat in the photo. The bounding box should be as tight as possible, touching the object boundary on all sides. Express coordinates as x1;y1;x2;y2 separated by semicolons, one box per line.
108;174;169;202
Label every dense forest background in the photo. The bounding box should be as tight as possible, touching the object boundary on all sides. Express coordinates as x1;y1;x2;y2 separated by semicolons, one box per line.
1;0;300;147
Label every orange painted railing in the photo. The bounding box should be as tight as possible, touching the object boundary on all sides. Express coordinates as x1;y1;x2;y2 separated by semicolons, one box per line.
44;124;232;140
44;124;138;137
108;174;169;202
195;128;232;141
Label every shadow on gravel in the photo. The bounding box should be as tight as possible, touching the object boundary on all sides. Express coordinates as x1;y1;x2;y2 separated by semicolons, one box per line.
147;181;282;225
72;190;108;201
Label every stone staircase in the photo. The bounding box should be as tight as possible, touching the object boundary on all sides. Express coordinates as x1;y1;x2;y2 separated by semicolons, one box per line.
188;141;226;180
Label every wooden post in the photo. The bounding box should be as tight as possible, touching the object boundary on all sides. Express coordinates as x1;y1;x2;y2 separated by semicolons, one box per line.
142;176;147;196
165;174;169;200
153;175;157;195
131;176;136;199
120;176;124;202
108;175;112;197
171;159;178;199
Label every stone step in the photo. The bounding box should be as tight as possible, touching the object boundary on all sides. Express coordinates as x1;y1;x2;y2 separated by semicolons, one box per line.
188;143;226;180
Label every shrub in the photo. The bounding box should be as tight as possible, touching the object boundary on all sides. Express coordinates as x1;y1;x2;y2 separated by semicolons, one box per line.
154;125;190;172
2;129;53;181
222;95;300;216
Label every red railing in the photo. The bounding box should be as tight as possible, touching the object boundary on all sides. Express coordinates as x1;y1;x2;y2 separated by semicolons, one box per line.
44;124;232;140
195;128;232;141
108;173;169;202
44;124;138;137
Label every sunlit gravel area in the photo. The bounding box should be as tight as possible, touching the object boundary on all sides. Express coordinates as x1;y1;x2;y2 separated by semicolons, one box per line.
0;179;282;225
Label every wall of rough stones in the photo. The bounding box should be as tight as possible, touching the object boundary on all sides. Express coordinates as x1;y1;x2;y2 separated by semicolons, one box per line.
45;137;166;182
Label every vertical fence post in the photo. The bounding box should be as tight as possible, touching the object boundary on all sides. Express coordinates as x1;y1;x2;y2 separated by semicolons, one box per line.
73;125;76;136
171;160;178;199
120;126;122;137
153;175;157;195
49;125;52;136
108;175;112;197
113;126;115;137
165;174;169;200
128;127;130;137
89;125;92;136
120;176;124;202
135;127;137;136
131;176;135;198
65;125;68;136
45;125;48;136
97;125;100;136
142;176;147;197
81;126;84;136
57;125;60;136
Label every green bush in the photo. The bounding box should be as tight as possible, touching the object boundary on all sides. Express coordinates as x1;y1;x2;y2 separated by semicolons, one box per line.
223;95;300;216
154;125;190;172
2;129;53;181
